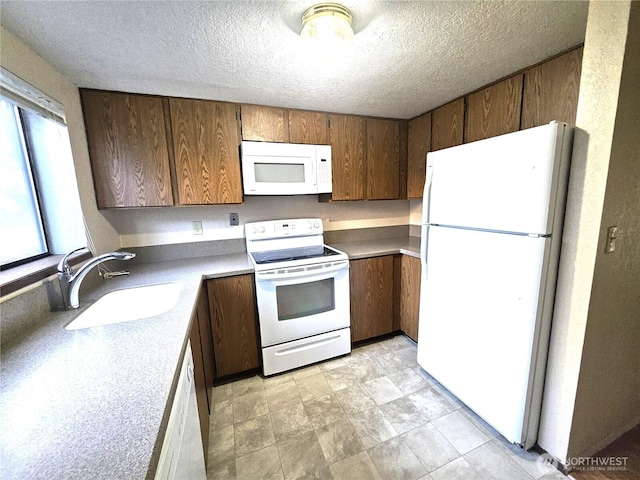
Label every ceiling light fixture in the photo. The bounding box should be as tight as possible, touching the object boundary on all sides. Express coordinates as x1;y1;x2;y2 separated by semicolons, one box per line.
300;3;354;56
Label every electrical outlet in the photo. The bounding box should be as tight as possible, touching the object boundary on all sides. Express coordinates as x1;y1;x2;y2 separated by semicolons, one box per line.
229;213;239;226
192;220;203;235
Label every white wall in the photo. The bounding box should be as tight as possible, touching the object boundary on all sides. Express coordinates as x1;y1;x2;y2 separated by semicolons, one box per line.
0;27;120;254
109;197;410;248
538;0;638;463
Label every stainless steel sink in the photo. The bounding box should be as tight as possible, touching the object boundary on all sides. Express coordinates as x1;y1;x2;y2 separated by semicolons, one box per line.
65;283;182;330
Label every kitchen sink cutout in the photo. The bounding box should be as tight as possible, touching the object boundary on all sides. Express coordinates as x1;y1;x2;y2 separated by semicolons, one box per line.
65;283;182;330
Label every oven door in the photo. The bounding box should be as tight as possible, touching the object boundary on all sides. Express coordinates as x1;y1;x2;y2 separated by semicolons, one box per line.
255;260;350;347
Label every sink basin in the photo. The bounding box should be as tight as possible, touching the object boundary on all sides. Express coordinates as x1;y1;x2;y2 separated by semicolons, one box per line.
65;283;182;330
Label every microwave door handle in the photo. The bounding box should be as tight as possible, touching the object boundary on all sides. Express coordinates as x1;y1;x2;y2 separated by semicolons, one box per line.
311;161;317;186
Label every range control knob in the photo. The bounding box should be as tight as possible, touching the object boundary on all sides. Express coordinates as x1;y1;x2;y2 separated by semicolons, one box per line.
259;226;266;233
314;220;320;229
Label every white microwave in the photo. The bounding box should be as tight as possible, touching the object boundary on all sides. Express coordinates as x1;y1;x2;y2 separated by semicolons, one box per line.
241;141;332;195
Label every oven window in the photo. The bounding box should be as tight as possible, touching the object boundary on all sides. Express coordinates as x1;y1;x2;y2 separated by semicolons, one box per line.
255;163;305;183
276;278;335;320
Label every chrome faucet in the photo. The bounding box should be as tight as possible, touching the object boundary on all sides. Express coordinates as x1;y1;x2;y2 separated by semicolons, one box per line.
57;247;136;309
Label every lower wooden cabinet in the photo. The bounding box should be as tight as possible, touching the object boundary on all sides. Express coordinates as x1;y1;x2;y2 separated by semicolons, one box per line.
206;274;261;378
350;256;395;342
398;255;421;342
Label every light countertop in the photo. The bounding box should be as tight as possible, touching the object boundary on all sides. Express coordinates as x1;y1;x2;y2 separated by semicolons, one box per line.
0;236;419;479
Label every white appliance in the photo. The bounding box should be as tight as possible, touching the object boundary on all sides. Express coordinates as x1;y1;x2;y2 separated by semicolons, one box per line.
241;141;332;195
155;341;206;480
417;122;573;450
246;218;351;376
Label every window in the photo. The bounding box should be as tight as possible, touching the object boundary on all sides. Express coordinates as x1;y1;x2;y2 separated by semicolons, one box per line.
0;68;86;272
0;98;50;268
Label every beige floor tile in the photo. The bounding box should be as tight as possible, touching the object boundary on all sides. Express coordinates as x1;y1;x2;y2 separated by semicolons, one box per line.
368;436;427;480
265;380;302;412
233;390;269;423
315;418;365;464
234;413;276;457
493;438;562;480
232;375;264;397
375;351;409;374
464;441;535;480
406;387;456;421
304;393;347;428
291;365;322;380
344;348;371;364
270;403;313;441
431;410;490;455
277;430;332;480
296;373;332;402
334;384;376;415
349;358;388;382
208;424;235;467
263;373;293;389
388;367;430;395
359;342;390;359
380;334;415;351
235;445;284;480
329;451;382;480
318;356;348;371
395;346;420;367
458;406;500;439
402;423;459;473
379;396;429;434
363;375;405;405
211;383;233;402
430;457;482;480
210;398;234;430
323;365;360;392
207;457;236;480
349;405;398;449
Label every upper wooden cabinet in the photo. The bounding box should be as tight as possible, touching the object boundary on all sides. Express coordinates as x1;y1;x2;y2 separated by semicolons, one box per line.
465;74;524;143
329;114;365;200
81;90;174;208
407;112;431;198
431;98;465;151
288;110;329;144
521;47;583;129
240;105;289;142
169;98;242;204
366;118;400;200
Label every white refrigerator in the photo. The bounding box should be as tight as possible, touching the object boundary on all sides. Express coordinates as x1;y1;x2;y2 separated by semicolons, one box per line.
417;122;573;449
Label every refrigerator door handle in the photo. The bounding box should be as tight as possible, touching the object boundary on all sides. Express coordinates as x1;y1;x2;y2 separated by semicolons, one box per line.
420;224;429;279
423;156;434;224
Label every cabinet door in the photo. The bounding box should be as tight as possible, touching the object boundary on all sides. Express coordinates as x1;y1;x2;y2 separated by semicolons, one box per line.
189;313;210;464
431;98;464;151
207;275;260;378
329;114;365;200
521;47;583;129
169;98;242;205
289;110;329;144
465;75;523;143
350;256;394;342
366;118;400;200
81;90;174;208
407;112;431;198
241;105;289;142
196;287;215;401
399;255;421;342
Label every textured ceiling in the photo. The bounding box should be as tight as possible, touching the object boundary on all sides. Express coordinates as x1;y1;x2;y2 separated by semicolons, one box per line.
0;1;588;119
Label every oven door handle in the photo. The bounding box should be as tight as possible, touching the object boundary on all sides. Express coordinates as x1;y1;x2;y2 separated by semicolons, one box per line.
255;260;349;282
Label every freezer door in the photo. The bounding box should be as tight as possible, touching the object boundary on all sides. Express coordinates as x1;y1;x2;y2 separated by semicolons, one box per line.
417;226;552;447
426;123;568;235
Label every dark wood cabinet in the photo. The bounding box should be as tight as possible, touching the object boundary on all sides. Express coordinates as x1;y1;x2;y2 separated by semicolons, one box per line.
207;274;260;378
169;98;242;204
398;255;421;342
407;112;431;198
431;98;465;151
80;90;174;208
366;118;400;200
521;47;583;129
240;104;289;142
195;286;215;399
350;256;395;342
189;294;210;466
465;75;524;143
289;110;329;144
329;114;366;200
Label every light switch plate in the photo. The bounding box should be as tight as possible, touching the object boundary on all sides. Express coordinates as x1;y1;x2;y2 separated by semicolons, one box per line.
605;226;618;253
192;220;203;235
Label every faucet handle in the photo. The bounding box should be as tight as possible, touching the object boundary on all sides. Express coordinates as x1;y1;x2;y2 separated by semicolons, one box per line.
57;247;89;274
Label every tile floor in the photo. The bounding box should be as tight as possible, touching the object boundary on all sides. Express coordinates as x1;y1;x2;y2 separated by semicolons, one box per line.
207;334;570;480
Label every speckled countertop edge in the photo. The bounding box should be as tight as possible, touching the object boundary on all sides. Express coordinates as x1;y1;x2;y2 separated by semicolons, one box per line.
0;237;419;480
